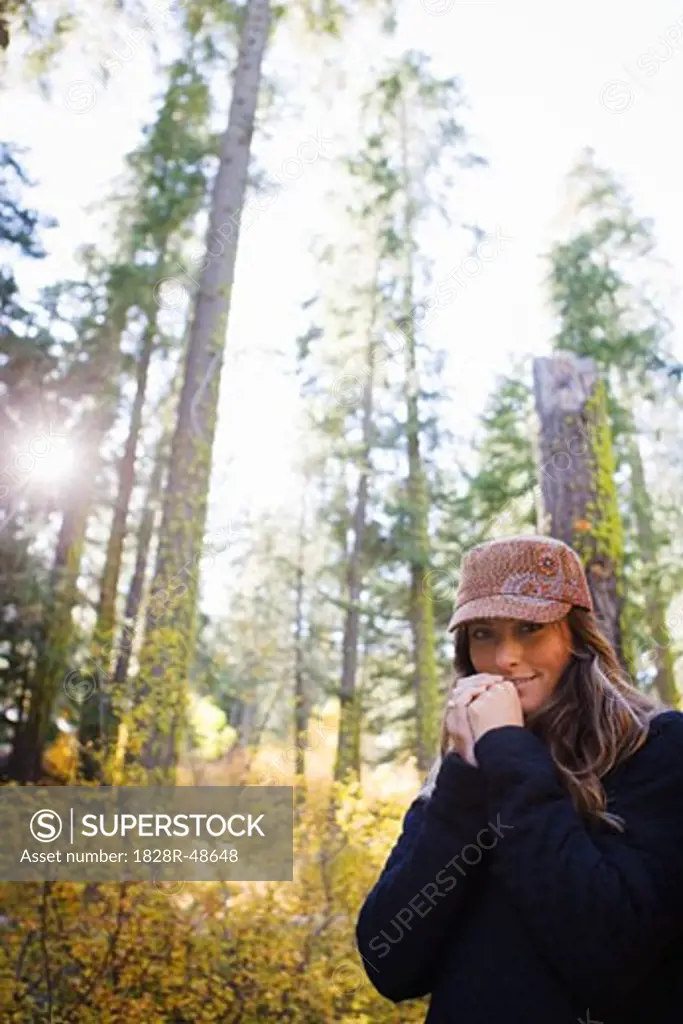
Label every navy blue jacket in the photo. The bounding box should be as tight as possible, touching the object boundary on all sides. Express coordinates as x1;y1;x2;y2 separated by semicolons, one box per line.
356;709;683;1023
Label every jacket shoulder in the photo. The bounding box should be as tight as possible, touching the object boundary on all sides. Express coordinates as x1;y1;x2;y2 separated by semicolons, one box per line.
645;708;683;752
611;709;683;797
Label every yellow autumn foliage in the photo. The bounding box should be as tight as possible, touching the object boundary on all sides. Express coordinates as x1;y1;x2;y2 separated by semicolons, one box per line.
0;774;430;1023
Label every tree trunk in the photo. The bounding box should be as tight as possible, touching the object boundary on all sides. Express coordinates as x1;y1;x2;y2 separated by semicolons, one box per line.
334;288;379;783
532;352;633;674
78;304;160;778
123;0;272;783
113;442;167;689
617;368;678;705
107;428;169;779
293;495;307;815
399;94;439;775
233;698;258;749
6;493;89;781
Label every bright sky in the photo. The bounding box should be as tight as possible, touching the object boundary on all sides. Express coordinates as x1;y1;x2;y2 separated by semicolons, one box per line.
3;0;683;614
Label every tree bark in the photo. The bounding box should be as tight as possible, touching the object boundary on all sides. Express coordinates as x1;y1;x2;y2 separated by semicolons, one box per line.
293;494;307;816
399;93;439;774
124;0;272;783
532;352;632;674
78;304;160;778
6;490;89;781
334;287;379;783
105;427;169;780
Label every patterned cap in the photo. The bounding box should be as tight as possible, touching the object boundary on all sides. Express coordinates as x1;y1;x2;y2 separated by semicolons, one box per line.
447;535;593;633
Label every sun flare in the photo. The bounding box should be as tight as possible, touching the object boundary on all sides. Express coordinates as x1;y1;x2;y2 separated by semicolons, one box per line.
28;441;79;489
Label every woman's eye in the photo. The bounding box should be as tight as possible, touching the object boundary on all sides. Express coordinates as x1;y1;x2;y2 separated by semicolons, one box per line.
470;623;542;641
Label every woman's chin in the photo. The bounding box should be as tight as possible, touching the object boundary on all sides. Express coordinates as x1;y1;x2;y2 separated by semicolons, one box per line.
519;695;536;717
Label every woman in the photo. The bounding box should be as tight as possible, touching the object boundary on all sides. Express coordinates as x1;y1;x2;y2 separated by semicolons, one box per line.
355;535;683;1024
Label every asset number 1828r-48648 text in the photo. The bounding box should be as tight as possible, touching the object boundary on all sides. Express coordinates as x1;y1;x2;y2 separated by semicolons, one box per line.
132;849;239;863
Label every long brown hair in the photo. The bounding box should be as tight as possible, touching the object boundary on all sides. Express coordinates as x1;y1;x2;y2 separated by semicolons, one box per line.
419;607;664;831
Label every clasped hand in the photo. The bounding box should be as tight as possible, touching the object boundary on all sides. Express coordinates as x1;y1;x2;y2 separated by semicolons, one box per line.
445;674;523;767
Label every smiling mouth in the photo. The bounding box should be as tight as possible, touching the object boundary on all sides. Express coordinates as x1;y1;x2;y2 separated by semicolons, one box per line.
508;675;537;684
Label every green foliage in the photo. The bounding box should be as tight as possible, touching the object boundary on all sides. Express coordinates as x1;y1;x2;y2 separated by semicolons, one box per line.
546;147;672;378
547;147;682;695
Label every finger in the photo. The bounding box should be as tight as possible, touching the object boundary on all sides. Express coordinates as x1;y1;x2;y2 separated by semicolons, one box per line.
468;686;496;704
447;685;488;709
467;680;513;705
451;679;500;699
452;675;501;690
461;688;488;707
451;675;504;697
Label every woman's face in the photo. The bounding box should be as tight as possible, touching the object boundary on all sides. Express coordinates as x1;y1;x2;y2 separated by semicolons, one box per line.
465;615;573;715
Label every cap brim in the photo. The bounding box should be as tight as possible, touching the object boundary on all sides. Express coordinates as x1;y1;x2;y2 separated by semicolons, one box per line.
447;594;572;633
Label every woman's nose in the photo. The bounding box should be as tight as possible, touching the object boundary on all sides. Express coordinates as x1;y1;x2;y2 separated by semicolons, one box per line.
495;637;523;671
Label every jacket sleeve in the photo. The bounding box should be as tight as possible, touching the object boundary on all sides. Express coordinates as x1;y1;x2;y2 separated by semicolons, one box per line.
355;751;492;1003
472;710;683;1009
